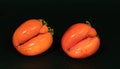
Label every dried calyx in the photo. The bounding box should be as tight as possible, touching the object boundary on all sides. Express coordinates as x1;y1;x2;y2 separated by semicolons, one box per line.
39;19;54;35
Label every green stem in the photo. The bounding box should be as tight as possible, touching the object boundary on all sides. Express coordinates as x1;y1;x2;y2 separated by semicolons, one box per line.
86;20;100;38
86;21;92;27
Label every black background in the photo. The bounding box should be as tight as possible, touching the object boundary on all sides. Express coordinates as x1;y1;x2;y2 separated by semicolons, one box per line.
0;0;120;69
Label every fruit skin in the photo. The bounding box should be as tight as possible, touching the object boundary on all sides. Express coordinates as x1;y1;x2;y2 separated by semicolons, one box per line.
61;22;100;59
12;19;53;56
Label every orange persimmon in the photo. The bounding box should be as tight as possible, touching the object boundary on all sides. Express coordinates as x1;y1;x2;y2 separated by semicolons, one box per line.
61;21;100;59
12;19;54;56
